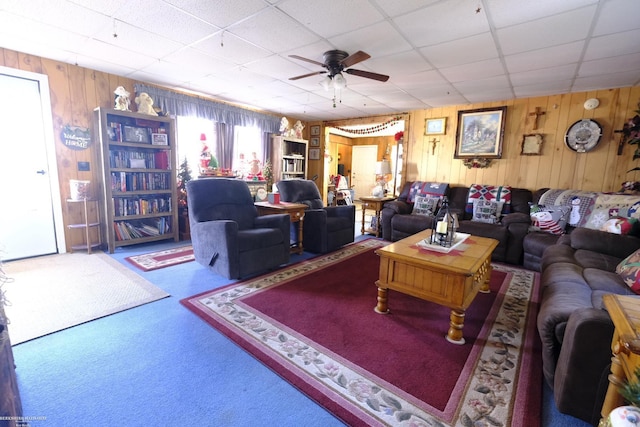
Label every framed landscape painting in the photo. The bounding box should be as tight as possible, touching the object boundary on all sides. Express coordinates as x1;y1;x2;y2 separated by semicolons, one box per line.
454;106;506;159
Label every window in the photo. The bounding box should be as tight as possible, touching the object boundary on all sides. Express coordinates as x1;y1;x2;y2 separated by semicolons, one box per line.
176;116;216;176
233;126;262;179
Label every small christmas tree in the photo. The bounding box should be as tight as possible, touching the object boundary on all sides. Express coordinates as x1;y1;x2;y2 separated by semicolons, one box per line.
177;157;192;209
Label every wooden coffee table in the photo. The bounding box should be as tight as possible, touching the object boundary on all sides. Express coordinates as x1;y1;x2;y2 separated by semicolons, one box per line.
375;229;498;344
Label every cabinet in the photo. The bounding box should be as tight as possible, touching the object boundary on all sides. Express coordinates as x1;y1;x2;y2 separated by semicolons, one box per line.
272;135;308;181
94;107;179;253
66;198;101;253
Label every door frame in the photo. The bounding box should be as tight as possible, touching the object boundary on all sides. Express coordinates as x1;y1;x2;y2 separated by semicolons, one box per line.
1;66;66;254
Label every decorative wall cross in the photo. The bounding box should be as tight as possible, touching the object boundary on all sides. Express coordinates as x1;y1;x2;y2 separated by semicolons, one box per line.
429;138;439;155
528;107;546;130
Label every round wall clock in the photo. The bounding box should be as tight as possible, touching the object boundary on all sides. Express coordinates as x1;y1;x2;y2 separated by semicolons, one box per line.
564;119;602;153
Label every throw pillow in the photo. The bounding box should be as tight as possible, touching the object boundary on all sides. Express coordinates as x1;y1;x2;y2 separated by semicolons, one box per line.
601;217;639;235
471;199;504;224
407;182;449;203
616;249;640;294
466;184;512;216
412;195;440;216
529;204;570;235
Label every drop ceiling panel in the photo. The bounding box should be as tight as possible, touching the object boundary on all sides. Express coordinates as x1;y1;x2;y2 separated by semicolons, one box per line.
497;6;596;55
419;32;498;69
486;0;598;28
328;21;412;58
439;59;505;83
191;32;271;65
164;0;268;28
277;0;384;39
504;42;583;74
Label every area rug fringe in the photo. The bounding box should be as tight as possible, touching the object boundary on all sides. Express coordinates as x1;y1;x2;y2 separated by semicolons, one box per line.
181;240;541;426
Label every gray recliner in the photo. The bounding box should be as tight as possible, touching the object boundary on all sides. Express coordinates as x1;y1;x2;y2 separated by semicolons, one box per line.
276;179;355;254
186;178;290;279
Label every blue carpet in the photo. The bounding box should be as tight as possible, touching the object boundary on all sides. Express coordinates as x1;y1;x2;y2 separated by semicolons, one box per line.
11;237;592;427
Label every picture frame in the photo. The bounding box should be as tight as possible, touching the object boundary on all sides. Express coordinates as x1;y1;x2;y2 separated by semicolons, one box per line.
521;134;543;155
123;125;150;144
425;117;447;135
310;137;320;147
454;106;506;159
310;125;320;136
151;133;168;146
309;148;320;160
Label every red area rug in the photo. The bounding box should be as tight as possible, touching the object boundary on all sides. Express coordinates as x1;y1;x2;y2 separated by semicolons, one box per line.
125;245;194;271
181;239;542;426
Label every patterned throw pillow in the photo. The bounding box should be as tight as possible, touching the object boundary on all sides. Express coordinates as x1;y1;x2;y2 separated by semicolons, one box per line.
616;249;640;294
472;199;504;224
529;204;570;235
407;182;449;203
601;217;639;235
412;195;440;216
466;184;512;216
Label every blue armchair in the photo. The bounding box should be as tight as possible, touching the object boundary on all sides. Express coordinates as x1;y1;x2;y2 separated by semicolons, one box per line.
186;178;290;279
276;179;355;254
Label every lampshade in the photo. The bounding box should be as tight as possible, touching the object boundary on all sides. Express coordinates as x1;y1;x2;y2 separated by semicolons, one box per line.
333;73;346;89
319;76;332;91
375;160;391;175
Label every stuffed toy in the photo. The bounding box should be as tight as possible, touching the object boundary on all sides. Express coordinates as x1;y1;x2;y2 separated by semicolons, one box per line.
135;92;158;116
113;86;130;111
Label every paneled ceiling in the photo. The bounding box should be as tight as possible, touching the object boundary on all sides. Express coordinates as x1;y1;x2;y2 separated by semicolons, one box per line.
1;0;639;121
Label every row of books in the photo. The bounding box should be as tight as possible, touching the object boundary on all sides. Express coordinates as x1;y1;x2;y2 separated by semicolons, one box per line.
283;158;305;172
112;196;172;217
113;217;171;241
109;150;170;169
111;172;171;192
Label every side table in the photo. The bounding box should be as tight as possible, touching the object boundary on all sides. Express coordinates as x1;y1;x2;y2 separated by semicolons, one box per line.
600;294;640;422
360;196;396;238
255;201;307;254
66;198;101;254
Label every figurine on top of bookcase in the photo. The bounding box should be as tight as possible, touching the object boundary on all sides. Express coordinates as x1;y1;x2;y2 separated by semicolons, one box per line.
113;86;131;111
135;92;158;116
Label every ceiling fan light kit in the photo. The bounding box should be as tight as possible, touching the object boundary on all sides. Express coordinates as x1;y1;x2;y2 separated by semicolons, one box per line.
290;50;389;106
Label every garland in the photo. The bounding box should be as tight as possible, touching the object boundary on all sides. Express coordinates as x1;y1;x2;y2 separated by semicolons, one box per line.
463;158;493;169
331;116;403;135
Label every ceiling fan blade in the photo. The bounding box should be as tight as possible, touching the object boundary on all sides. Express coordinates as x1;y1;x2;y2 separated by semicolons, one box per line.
289;71;326;81
341;50;370;68
288;54;325;67
345;68;389;82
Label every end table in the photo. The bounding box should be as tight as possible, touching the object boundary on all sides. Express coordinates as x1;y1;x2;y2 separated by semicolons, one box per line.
255;201;307;254
360;196;396;238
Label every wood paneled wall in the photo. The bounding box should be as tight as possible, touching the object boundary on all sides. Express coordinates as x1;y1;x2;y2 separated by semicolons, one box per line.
406;87;640;192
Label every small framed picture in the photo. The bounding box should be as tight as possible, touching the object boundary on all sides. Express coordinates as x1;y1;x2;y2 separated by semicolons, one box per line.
310;137;320;147
425;117;447;135
310;125;320;136
309;148;320;160
521;134;543;155
151;133;168;146
123;126;150;144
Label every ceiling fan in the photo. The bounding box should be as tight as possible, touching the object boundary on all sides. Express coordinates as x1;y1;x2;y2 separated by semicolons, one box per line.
288;50;390;86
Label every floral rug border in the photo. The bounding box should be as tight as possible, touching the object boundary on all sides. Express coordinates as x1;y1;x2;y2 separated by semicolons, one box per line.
184;240;539;426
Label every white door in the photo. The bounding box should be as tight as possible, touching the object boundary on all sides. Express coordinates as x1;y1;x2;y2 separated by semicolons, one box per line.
0;70;61;260
351;145;378;200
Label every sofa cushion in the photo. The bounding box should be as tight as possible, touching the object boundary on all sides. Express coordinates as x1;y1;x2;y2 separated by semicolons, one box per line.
412;195;440;216
471;199;503;224
407;181;449;203
530;204;570;235
466;184;512;216
616;249;640;294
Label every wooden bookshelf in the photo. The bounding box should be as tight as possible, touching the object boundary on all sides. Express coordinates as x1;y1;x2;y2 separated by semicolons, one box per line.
94;107;179;253
271;135;308;181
